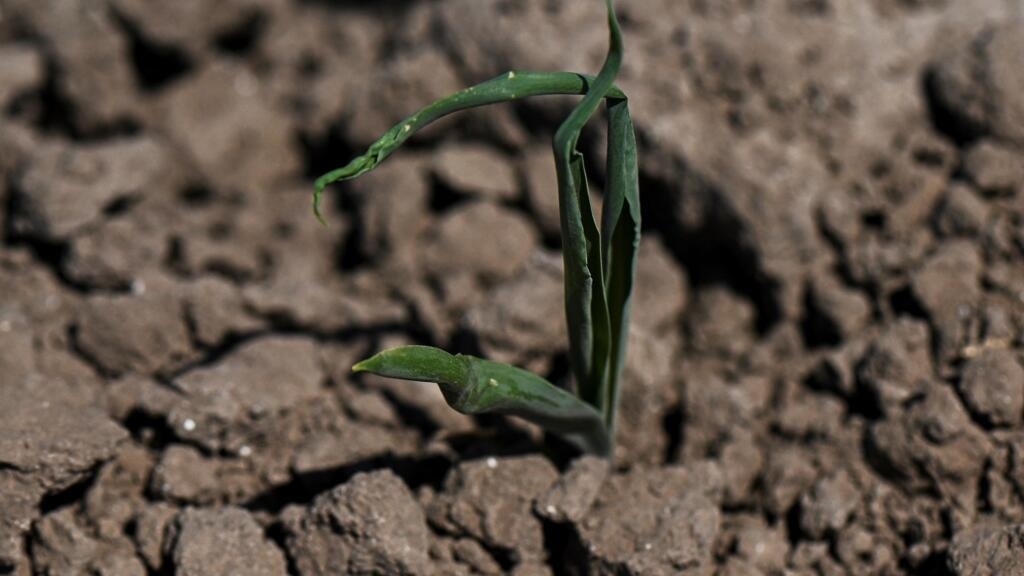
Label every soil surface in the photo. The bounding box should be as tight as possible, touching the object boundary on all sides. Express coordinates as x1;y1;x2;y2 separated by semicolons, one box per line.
2;1;1024;574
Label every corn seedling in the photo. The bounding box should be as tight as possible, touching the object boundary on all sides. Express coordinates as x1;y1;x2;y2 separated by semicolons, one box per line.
314;0;639;458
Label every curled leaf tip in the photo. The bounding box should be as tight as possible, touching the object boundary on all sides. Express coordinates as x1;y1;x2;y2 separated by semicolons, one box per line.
312;187;328;226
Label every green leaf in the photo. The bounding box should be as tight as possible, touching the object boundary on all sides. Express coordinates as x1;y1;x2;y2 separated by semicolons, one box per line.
569;153;612;418
600;97;640;435
353;346;610;456
313;72;625;223
551;0;624;422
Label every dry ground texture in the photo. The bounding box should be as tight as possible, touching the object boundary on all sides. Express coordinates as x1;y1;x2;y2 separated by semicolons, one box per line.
2;0;1024;574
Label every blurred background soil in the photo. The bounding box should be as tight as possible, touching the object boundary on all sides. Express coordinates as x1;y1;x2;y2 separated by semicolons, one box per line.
1;0;1024;574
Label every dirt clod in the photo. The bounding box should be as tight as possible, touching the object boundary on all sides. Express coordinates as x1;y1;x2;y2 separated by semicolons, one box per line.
0;379;126;570
464;250;565;374
798;470;861;539
934;183;991;238
169;335;323;453
31;507;146;576
948;522;1024;576
632;236;689;334
929;22;1024;145
75;280;193;376
866;383;991;503
963;140;1024;197
958;348;1024;428
424;200;538;282
171;507;288;576
427;456;559;566
8;0;139;132
857;318;934;415
730;516;788;573
12;137;182;242
284;470;430;576
575;464;722;576
155;61;300;193
0;44;44;109
434;143;519;202
536;456;609;524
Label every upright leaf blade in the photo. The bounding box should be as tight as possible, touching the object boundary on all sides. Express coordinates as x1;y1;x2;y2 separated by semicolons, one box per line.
570;153;612;416
552;0;623;412
354;346;611;456
601;97;640;435
558;151;596;406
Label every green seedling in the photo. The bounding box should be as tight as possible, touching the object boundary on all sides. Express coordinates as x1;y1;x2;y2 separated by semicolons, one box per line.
314;0;639;458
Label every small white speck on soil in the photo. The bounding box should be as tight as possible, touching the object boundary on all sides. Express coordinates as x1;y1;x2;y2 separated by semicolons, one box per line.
486;457;498;469
182;418;196;432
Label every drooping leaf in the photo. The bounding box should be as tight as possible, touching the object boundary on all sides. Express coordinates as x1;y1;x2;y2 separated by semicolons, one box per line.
313;72;625;224
353;346;611;455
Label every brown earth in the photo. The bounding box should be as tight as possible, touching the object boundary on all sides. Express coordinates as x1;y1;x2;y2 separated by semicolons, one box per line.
1;0;1024;574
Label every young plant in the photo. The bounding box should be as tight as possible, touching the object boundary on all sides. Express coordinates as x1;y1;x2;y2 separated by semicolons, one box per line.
313;0;639;458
